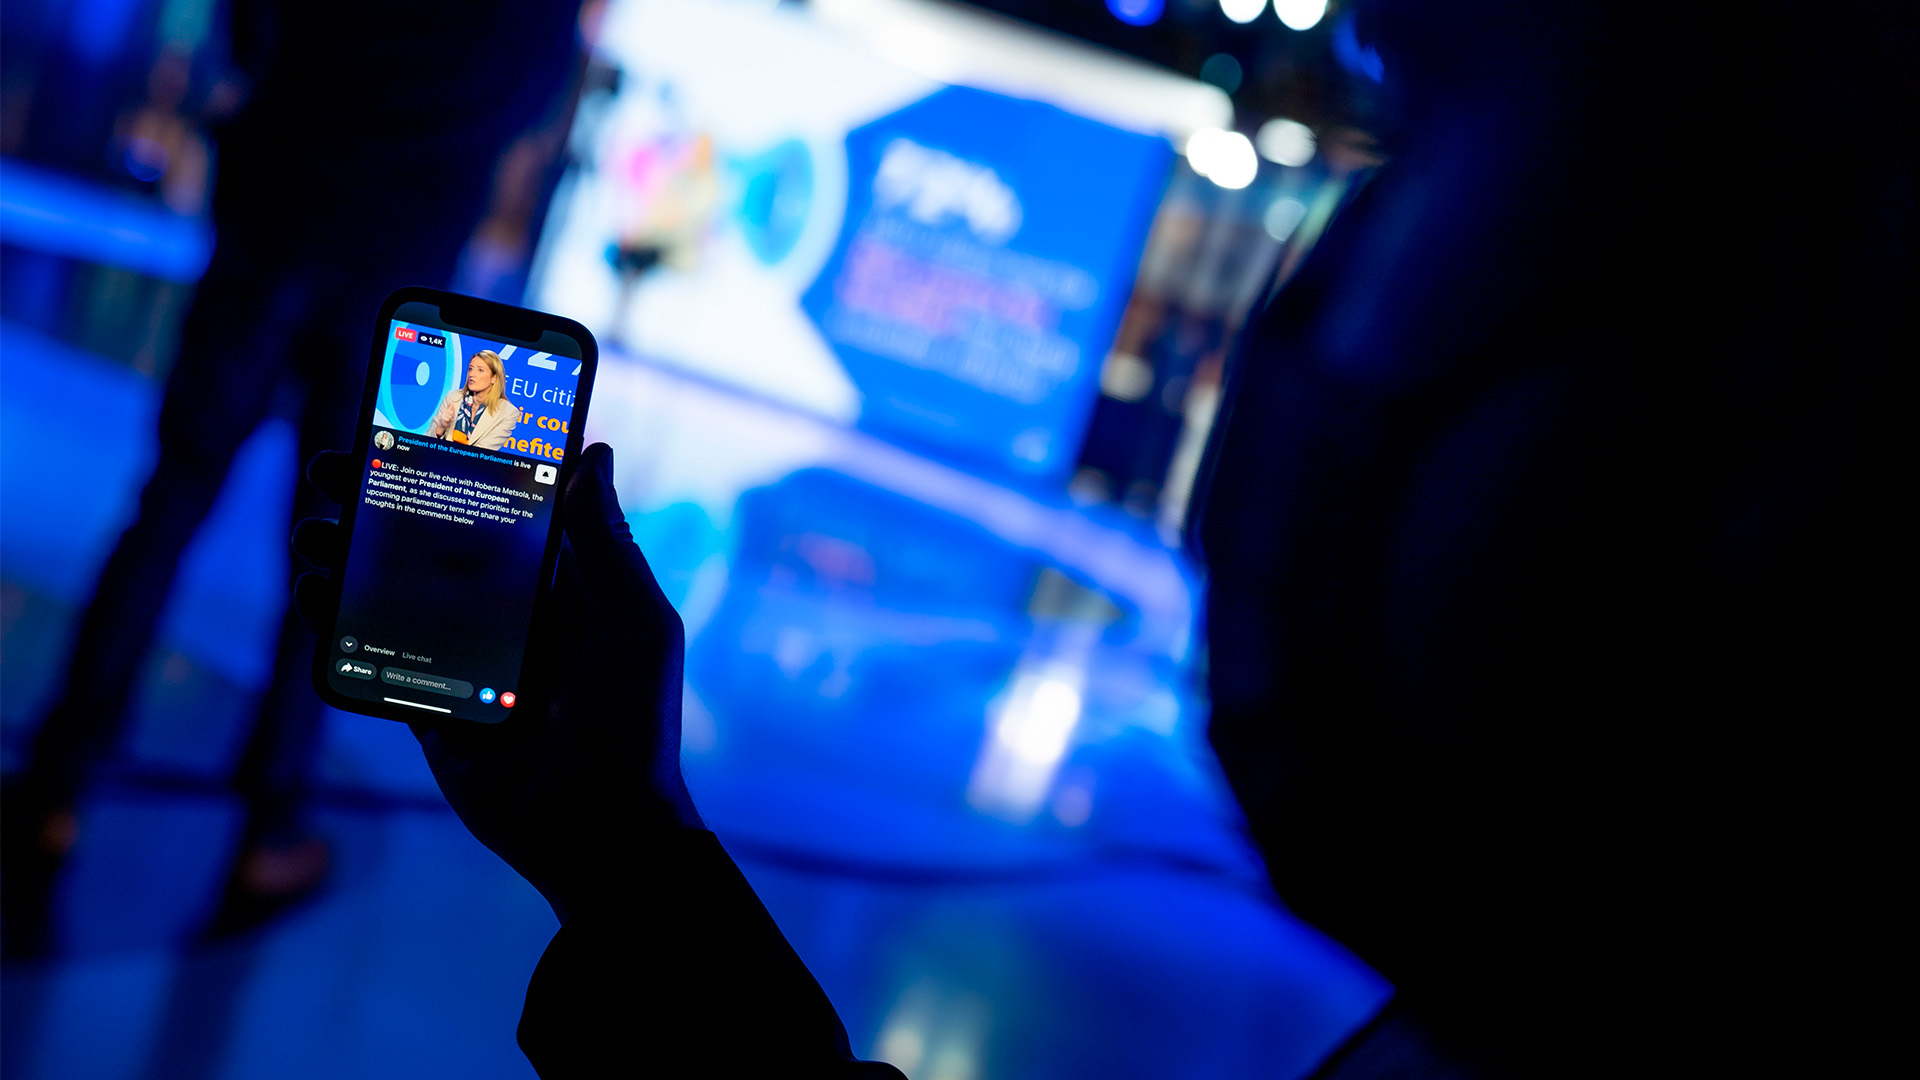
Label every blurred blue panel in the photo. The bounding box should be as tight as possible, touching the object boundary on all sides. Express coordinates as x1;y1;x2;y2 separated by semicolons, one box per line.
807;425;1194;657
0;158;213;282
689;469;1031;758
801;87;1171;480
732;469;1057;619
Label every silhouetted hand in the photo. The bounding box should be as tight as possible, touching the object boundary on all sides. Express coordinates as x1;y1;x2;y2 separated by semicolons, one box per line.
294;442;701;921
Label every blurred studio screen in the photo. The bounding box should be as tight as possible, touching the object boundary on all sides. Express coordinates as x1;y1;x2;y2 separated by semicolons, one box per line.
530;0;1194;482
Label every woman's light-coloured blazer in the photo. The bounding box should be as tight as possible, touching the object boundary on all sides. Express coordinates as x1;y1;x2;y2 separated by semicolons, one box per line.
426;388;520;451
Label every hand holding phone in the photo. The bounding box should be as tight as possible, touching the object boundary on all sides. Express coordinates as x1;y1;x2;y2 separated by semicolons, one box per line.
296;287;702;917
296;442;702;920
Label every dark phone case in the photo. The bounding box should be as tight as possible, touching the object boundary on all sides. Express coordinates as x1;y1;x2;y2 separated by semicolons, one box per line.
311;286;599;725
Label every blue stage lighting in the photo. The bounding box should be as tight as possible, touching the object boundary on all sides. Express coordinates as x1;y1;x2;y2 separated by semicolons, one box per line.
1332;12;1386;83
1106;0;1164;28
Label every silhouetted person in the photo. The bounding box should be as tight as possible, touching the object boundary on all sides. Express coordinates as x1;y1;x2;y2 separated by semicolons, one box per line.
285;1;1901;1076
1197;4;1905;1075
2;0;580;949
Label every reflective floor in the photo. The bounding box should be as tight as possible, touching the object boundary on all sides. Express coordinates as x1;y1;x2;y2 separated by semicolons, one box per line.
1;306;1387;1077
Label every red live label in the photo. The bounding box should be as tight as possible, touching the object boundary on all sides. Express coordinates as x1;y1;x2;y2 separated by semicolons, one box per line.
395;327;418;342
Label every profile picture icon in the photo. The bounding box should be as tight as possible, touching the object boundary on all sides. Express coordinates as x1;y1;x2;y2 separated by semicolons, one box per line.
373;429;396;451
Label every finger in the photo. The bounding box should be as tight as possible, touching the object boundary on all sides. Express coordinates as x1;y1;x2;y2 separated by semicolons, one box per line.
292;570;338;635
291;517;342;569
307;449;357;504
561;443;669;610
560;443;620;540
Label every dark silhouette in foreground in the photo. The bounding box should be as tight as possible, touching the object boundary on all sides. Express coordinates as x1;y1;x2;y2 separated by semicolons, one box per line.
1196;5;1906;1075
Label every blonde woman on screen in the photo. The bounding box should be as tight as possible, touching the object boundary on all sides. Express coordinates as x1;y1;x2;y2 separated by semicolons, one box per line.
428;349;519;450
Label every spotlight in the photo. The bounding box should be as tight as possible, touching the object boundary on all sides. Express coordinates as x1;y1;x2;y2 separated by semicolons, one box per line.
1255;117;1316;167
1274;0;1327;31
1219;0;1266;26
1184;128;1258;190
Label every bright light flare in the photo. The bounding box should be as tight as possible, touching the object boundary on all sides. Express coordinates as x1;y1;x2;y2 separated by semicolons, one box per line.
967;664;1088;821
1184;127;1258;190
1255;117;1316;167
1274;0;1327;31
994;676;1082;765
1219;0;1266;25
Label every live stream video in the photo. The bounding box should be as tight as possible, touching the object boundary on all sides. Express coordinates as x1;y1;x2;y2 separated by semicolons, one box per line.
326;319;585;722
376;322;578;460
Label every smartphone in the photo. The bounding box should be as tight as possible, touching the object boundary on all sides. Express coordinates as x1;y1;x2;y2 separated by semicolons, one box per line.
313;287;597;724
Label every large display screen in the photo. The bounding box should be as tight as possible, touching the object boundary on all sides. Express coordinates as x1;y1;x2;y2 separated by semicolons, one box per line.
528;0;1179;481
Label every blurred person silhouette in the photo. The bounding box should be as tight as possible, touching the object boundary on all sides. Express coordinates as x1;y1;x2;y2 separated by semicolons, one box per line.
228;0;1920;1077
427;349;522;450
1;0;581;952
109;48;213;215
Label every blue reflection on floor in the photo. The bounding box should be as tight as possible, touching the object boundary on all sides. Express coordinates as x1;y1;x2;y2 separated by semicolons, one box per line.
0;307;1388;1079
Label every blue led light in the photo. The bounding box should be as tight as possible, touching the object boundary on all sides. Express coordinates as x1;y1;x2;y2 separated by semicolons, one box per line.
1106;0;1164;28
1332;12;1386;83
0;158;213;283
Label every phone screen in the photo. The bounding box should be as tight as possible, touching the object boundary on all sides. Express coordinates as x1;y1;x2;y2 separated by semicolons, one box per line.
323;299;589;723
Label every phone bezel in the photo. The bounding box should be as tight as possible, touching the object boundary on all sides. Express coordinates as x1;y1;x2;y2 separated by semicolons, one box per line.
311;286;599;725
